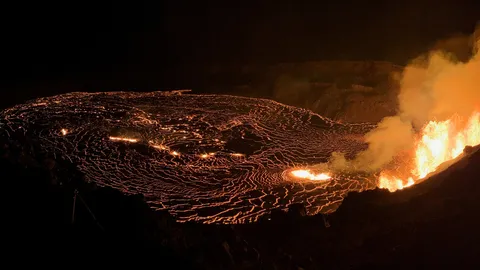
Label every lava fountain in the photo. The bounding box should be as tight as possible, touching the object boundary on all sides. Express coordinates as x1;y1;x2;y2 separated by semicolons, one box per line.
378;111;480;192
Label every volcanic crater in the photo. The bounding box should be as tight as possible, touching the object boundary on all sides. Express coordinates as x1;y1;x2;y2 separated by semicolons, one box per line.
0;90;377;223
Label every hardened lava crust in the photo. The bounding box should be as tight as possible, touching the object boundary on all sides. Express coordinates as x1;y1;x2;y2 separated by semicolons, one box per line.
0;91;376;223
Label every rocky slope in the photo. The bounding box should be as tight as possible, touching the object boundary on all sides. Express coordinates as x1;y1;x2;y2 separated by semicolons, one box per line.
202;61;403;123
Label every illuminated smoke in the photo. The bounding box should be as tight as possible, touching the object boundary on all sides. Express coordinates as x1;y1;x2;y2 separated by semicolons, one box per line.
330;26;480;177
330;116;414;172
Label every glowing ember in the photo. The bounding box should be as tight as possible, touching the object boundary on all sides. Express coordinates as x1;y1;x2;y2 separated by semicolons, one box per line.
60;128;68;136
149;141;168;150
151;144;167;150
291;169;332;181
109;136;138;143
379;111;480;192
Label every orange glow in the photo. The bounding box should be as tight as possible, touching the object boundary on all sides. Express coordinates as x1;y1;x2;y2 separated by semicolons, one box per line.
200;152;216;159
149;141;168;150
291;169;332;181
379;111;480;192
60;128;68;136
151;144;167;150
378;173;414;191
109;136;138;143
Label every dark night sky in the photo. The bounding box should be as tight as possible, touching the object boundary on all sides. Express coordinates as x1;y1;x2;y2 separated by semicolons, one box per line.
1;0;479;107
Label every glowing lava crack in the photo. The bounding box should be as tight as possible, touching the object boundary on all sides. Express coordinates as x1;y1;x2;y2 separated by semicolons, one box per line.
0;91;376;224
290;169;332;181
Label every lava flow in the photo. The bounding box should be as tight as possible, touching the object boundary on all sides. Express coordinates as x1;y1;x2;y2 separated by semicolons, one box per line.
0;91;375;224
379;111;480;192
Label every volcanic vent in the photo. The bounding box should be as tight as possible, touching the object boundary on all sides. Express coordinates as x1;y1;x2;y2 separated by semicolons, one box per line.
0;91;375;223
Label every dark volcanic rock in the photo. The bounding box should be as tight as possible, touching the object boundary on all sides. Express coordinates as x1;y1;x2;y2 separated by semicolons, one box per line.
203;61;403;123
1;132;479;268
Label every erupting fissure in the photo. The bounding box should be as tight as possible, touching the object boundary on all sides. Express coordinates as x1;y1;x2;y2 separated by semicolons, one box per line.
378;111;480;192
290;111;480;191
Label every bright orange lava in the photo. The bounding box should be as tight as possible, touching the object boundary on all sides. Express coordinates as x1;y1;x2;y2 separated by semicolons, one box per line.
379;111;480;192
109;136;139;143
291;169;332;181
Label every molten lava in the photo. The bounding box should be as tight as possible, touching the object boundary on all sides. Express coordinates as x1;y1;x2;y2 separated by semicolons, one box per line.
291;169;332;181
109;136;139;143
379;111;480;192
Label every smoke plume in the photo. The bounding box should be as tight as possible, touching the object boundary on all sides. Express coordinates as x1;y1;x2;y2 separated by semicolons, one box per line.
330;28;480;173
